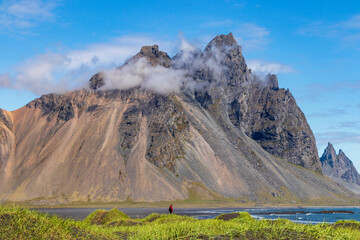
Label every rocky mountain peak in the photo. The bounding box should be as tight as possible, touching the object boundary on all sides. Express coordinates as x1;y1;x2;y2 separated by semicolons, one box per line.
326;142;335;150
339;149;346;157
205;32;237;51
266;74;279;90
323;142;337;160
89;72;104;91
130;44;171;68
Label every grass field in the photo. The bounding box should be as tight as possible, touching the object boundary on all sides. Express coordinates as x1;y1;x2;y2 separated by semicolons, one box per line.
1;205;360;239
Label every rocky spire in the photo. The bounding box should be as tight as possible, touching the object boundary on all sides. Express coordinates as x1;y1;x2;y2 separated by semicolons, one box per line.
320;142;337;166
266;74;279;90
204;32;238;51
320;143;360;185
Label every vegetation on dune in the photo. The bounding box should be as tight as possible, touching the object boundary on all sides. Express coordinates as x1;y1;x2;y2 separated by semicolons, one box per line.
0;206;115;239
2;206;360;239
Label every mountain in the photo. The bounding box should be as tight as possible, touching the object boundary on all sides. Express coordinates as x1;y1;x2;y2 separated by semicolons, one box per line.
0;33;356;204
320;143;360;193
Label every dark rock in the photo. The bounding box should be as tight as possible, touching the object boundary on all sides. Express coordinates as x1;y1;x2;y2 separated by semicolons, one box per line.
57;100;74;121
26;92;89;121
86;105;99;112
89;72;105;90
194;90;213;108
271;192;280;197
144;94;189;172
118;105;141;157
267;74;279;90
128;45;171;68
232;86;321;172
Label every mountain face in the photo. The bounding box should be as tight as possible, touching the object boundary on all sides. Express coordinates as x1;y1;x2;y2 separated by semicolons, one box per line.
0;33;355;204
320;143;360;191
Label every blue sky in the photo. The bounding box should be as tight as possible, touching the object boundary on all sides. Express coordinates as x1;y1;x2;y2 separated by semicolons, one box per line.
0;0;359;169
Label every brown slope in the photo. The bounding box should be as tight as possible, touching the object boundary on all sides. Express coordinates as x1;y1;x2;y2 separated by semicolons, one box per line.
0;91;188;202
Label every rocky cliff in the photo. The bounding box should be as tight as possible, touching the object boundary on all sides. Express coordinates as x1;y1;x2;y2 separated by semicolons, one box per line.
320;143;360;193
174;33;321;172
0;33;355;204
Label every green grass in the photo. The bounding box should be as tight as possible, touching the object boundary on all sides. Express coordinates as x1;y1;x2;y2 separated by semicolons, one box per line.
0;205;116;239
2;205;360;239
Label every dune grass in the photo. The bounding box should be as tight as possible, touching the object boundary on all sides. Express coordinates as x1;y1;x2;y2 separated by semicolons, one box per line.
2;206;360;239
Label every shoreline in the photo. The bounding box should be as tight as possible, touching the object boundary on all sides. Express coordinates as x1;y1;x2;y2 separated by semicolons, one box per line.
24;205;360;223
26;203;360;209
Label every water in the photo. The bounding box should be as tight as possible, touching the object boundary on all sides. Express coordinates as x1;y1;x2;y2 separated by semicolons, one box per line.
33;207;360;224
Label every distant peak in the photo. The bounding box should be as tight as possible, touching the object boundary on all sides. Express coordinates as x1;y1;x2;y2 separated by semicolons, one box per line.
205;32;238;51
320;142;336;161
326;142;335;150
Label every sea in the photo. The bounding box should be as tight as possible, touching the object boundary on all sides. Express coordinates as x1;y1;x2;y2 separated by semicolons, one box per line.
33;207;360;224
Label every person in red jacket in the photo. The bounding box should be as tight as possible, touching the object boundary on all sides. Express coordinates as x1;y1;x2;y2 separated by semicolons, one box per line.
168;204;174;214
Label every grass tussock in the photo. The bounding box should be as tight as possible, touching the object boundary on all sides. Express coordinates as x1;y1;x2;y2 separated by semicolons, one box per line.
2;206;360;239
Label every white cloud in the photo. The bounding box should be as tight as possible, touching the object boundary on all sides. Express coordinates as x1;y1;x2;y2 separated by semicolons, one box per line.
315;131;360;146
1;35;171;94
0;33;291;95
0;74;11;87
15;53;67;93
308;108;349;119
103;58;187;94
0;0;59;31
101;37;228;94
337;14;360;30
297;14;360;48
247;59;294;75
337;121;360;130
